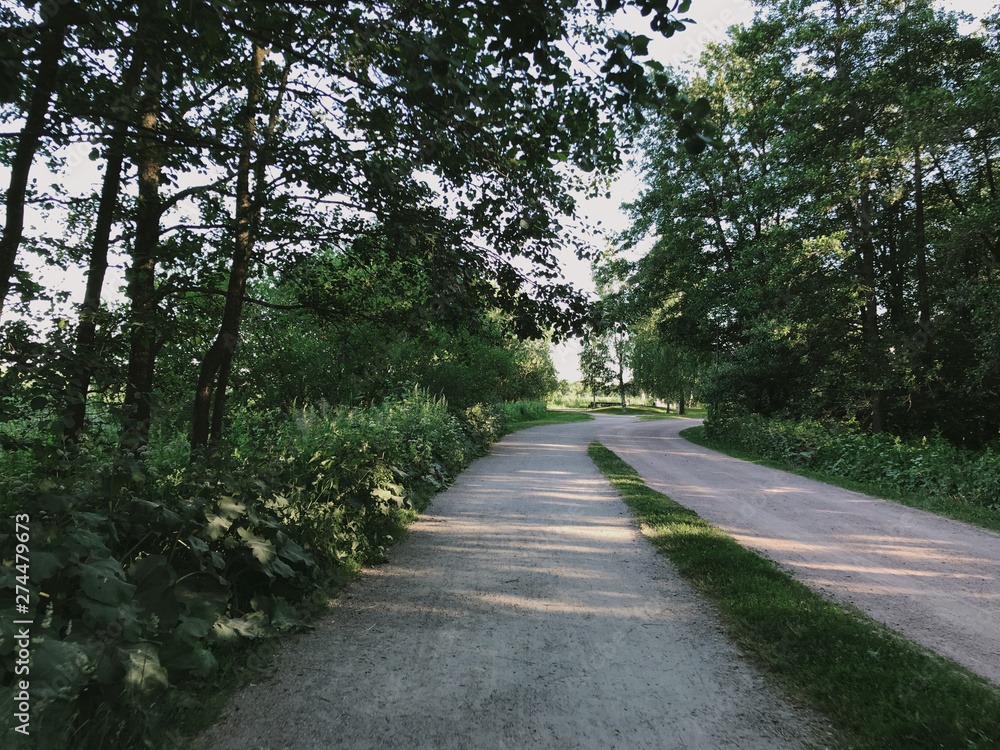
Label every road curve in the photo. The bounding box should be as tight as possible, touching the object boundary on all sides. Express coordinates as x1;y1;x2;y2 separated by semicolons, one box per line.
196;415;822;750
599;416;1000;687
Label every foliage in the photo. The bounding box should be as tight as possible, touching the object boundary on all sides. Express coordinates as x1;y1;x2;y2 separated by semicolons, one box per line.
456;403;509;453
549;380;592;408
0;389;502;749
624;1;1000;447
579;247;637;408
500;400;549;423
705;413;1000;509
0;2;715;746
1;0;714;461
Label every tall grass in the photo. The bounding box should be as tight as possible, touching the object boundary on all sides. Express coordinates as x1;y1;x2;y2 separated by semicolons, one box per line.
500;399;548;422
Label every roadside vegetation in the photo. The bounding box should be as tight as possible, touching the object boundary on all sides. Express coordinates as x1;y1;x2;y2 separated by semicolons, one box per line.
0;393;565;749
2;0;721;744
685;416;1000;535
581;1;1000;504
548;380;701;418
504;403;594;430
589;441;1000;750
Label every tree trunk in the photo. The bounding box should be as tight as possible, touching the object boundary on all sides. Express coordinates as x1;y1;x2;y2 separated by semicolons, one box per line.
678;392;685;415
913;144;931;332
0;18;67;320
859;187;887;434
121;50;163;449
191;43;267;455
832;0;887;434
66;45;145;442
616;334;627;412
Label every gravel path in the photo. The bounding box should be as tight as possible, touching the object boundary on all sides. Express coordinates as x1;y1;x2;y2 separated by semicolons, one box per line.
601;416;1000;687
196;416;823;750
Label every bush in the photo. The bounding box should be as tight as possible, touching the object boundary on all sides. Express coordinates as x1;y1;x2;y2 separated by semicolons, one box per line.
500;400;548;423
0;388;501;749
457;403;508;453
272;389;476;569
705;413;1000;508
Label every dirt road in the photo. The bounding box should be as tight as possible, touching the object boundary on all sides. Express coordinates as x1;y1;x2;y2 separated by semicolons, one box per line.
600;416;1000;687
196;415;823;750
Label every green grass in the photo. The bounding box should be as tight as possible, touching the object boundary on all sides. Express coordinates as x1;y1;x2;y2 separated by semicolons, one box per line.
582;404;708;420
636;404;708;421
588;441;1000;750
681;425;1000;536
506;409;594;431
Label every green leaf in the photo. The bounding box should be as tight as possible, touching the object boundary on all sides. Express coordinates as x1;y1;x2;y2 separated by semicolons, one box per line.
690;96;712;121
174;572;229;622
131;555;179;624
187;535;210;553
237;527;276;565
173;612;217;643
212;612;270;641
31;639;98;699
29;551;63;583
270;596;306;630
204;512;233;540
159;637;217;678
275;533;313;566
78;558;136;605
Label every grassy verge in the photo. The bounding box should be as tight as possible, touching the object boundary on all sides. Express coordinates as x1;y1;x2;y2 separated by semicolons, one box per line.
581;404;708;421
681;425;1000;535
588;441;1000;750
636;405;708;421
507;409;594;431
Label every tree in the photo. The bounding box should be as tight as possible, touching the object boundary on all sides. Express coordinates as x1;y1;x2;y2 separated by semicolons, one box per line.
3;0;718;459
625;0;1000;444
630;313;702;412
580;247;637;410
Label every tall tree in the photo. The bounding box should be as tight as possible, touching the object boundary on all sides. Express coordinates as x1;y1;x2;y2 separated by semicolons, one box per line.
0;2;75;318
4;0;715;454
626;0;1000;444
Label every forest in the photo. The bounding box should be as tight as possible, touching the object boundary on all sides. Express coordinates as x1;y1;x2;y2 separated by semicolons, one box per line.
608;0;1000;452
2;0;999;747
0;0;711;746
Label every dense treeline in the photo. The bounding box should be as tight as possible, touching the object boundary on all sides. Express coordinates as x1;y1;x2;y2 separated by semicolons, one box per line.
0;0;713;746
0;0;711;457
620;0;1000;449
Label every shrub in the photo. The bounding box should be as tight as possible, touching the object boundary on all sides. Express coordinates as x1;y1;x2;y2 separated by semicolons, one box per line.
705;413;1000;508
272;389;475;569
0;388;501;749
457;403;508;453
501;400;548;423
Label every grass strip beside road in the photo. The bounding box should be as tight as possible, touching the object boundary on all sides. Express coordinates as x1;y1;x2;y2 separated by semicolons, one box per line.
583;404;708;420
681;425;1000;536
506;409;594;431
588;441;1000;750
